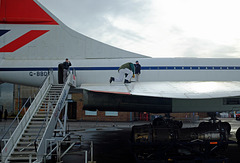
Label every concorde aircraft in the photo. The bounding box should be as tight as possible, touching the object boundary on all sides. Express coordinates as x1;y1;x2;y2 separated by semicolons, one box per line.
1;0;240;115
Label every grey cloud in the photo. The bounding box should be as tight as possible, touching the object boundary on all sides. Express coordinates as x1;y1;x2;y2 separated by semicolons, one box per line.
40;0;150;44
169;26;184;35
41;0;150;28
179;37;239;58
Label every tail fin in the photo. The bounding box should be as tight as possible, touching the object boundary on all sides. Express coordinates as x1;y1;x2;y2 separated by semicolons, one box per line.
0;0;148;60
0;0;58;25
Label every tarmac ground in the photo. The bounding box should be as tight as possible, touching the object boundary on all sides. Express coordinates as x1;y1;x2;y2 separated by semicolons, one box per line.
0;118;240;163
62;118;240;163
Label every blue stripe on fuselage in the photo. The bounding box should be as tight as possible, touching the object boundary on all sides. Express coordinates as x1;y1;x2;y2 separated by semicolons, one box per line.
1;66;240;71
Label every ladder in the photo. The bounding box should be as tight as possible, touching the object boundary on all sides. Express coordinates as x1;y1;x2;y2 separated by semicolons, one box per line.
1;71;76;162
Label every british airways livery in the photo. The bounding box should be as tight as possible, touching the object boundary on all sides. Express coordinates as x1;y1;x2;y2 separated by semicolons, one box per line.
1;0;240;113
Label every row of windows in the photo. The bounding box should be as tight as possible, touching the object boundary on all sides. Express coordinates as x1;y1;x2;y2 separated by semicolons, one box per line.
142;66;240;70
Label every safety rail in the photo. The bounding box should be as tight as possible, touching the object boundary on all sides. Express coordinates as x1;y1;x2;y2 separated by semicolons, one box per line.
70;68;76;87
36;73;74;162
1;71;54;162
43;133;72;161
0;95;33;149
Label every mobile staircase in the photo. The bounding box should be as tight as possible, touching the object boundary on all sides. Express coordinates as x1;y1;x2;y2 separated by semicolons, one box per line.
1;71;76;163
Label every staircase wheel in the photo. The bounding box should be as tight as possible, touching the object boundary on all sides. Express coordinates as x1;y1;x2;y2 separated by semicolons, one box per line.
236;127;240;145
222;122;231;135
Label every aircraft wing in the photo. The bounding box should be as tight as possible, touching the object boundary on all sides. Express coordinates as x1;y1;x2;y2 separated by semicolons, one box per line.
80;81;240;99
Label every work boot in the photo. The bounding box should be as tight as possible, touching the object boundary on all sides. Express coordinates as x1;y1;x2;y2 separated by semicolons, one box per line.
124;79;131;83
109;77;115;83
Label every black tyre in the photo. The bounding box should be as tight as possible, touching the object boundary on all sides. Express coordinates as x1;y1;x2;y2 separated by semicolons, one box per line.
236;127;240;144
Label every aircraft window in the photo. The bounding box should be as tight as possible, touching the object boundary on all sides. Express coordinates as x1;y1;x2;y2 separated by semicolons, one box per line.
167;67;174;70
151;67;158;70
159;67;166;70
175;67;182;70
191;67;198;70
223;98;240;105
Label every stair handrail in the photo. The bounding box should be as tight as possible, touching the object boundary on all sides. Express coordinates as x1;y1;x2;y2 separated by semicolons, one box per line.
0;96;32;144
1;72;54;162
0;69;54;145
69;68;77;87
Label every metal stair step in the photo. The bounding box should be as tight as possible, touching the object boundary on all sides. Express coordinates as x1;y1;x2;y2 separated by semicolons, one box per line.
29;121;45;125
50;88;62;91
22;134;43;138
45;95;60;97
8;156;36;161
33;115;51;118
27;124;45;127
31;118;46;121
46;96;60;98
39;106;55;109
25;128;43;132
26;127;45;130
11;151;36;156
40;105;56;107
20;137;42;141
44;98;59;100
34;116;51;119
15;146;35;150
36;111;53;114
40;104;56;106
50;86;63;88
23;133;44;136
46;93;61;95
48;90;62;92
41;101;57;103
22;133;40;136
44;98;59;101
17;142;35;145
43;99;58;102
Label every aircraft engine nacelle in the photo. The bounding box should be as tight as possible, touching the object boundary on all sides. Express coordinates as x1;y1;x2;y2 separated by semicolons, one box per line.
83;90;172;113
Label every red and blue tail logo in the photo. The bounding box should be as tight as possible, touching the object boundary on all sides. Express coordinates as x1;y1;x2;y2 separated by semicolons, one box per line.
0;30;49;52
0;0;58;53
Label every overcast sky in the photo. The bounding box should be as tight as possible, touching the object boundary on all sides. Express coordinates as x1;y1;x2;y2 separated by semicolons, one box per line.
39;0;240;58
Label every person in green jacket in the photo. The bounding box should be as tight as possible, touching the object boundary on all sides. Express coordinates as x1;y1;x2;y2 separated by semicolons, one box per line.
110;62;135;83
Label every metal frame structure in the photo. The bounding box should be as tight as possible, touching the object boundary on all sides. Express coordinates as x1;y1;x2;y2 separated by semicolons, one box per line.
1;71;76;162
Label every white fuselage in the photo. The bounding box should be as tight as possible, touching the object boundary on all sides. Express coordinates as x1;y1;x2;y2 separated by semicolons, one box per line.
1;57;240;87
